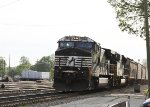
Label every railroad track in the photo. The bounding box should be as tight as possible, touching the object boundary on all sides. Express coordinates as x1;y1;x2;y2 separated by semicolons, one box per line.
0;90;77;107
0;89;55;97
0;85;141;107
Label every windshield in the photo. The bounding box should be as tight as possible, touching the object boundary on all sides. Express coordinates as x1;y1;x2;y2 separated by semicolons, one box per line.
59;41;93;50
76;42;92;49
59;42;74;48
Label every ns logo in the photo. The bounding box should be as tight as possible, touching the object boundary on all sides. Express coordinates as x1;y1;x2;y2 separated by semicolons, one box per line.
67;56;75;66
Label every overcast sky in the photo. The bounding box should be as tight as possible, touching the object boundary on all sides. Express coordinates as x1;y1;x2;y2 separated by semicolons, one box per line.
0;0;146;67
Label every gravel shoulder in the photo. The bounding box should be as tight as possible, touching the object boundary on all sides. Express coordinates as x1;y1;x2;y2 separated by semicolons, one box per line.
27;85;148;107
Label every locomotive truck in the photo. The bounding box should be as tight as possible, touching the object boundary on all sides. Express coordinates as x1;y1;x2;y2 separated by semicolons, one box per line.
53;36;147;91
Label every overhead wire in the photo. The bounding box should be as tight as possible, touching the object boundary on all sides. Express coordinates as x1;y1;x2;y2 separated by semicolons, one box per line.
0;0;21;9
0;0;52;27
0;0;92;27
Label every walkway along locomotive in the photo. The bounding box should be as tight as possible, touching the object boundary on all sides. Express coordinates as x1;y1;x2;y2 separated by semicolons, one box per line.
53;36;147;91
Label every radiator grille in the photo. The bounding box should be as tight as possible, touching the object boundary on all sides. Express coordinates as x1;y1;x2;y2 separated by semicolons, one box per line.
55;56;92;67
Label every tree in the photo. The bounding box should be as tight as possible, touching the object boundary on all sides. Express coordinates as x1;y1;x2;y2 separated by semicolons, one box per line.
6;67;16;77
142;59;147;67
31;54;54;80
107;0;148;37
19;56;31;65
31;61;50;72
108;0;150;97
0;57;6;77
16;56;31;75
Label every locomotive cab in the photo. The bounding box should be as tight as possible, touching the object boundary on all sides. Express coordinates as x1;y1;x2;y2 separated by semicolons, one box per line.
53;36;101;91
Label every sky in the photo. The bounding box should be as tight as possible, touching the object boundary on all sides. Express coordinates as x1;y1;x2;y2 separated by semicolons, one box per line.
0;0;146;67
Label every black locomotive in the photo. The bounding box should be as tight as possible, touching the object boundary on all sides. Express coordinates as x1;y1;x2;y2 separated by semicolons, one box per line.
53;36;147;91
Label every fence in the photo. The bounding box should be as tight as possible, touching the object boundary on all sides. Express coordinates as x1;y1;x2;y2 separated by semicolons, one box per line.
109;101;127;107
109;96;130;107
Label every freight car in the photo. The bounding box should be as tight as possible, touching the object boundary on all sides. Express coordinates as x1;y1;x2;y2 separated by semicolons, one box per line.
53;36;147;91
21;70;50;81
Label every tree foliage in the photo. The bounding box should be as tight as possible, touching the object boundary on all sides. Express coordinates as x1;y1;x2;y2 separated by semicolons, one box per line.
16;56;31;75
31;54;55;79
0;57;6;77
142;59;147;67
6;67;16;77
31;61;50;72
108;0;150;38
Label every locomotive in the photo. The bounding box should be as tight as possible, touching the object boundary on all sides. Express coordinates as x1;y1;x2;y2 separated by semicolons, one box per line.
53;36;147;91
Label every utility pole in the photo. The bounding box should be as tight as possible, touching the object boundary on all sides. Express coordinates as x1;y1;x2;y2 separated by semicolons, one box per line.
143;0;150;98
9;55;10;72
9;55;12;78
3;59;5;76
